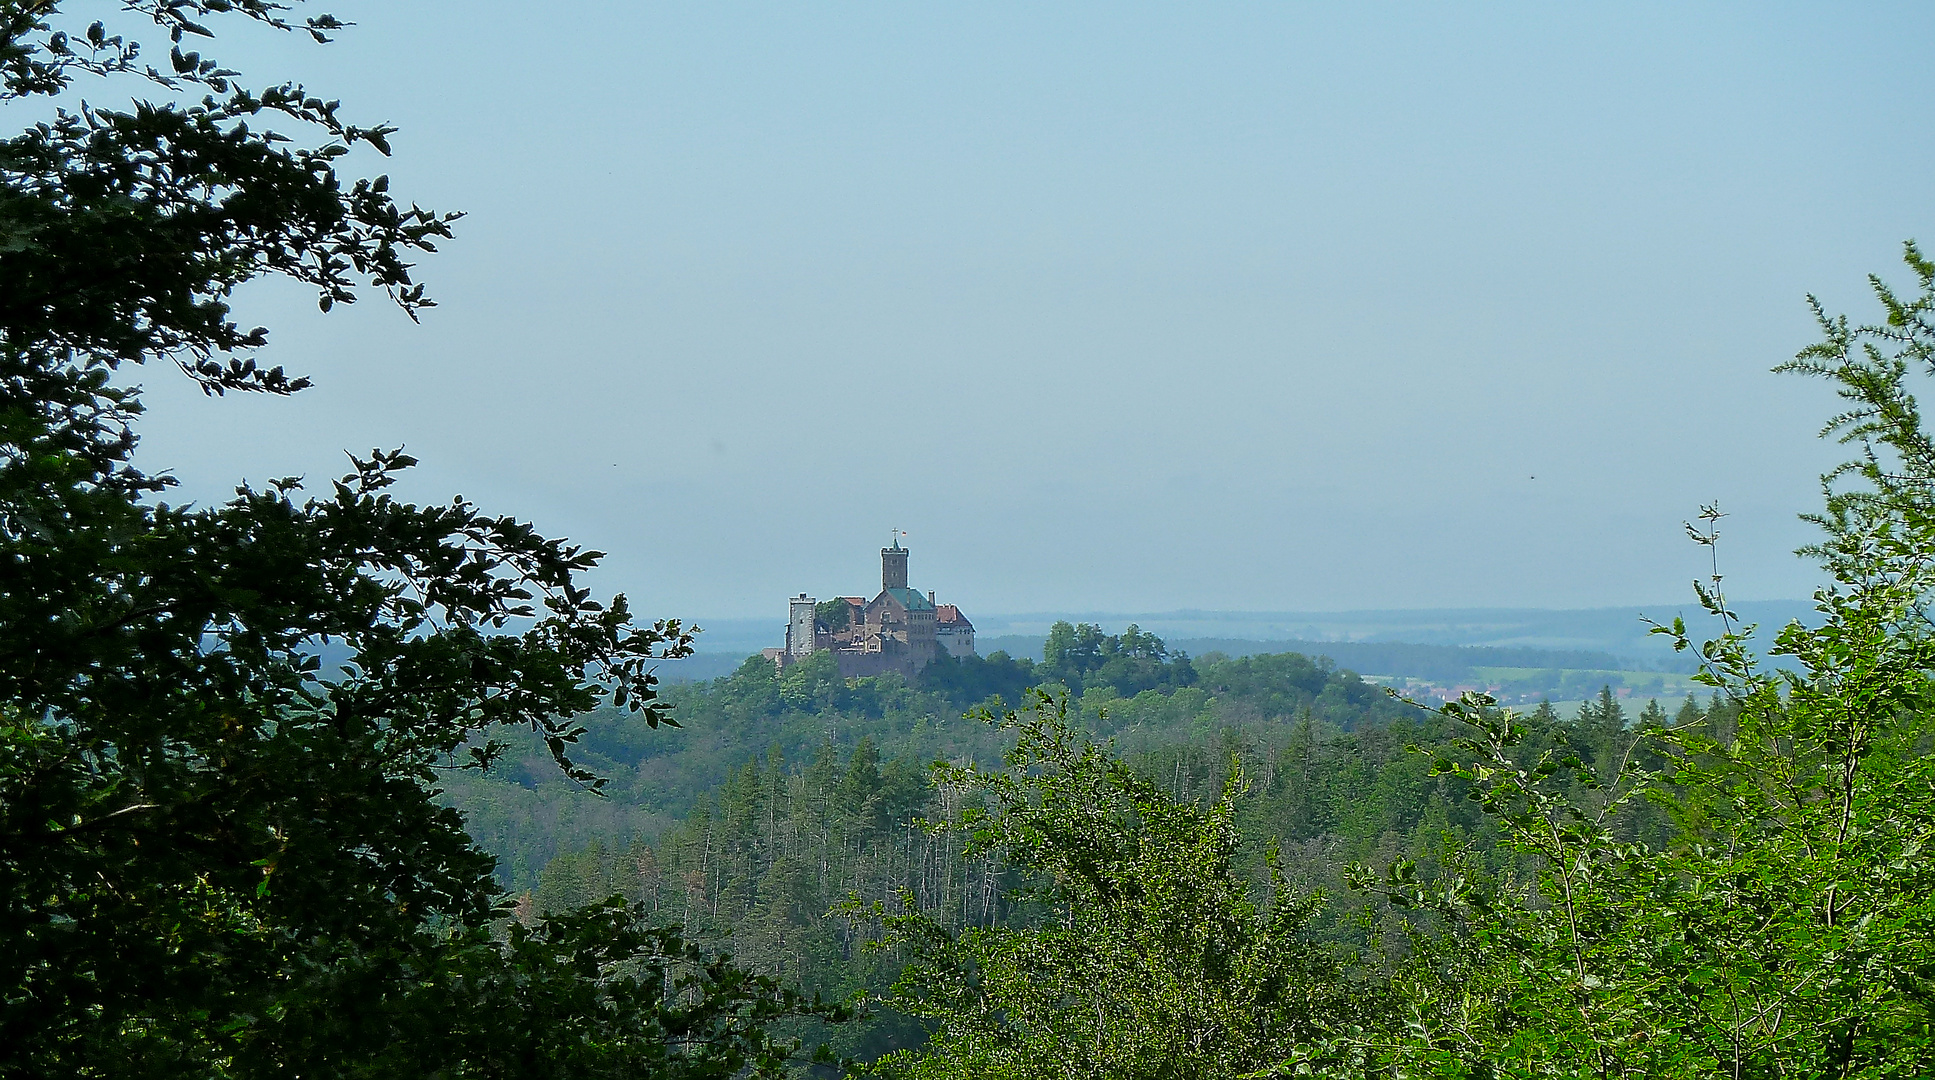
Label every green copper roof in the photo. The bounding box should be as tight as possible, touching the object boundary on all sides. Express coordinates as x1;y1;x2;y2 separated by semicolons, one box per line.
883;587;935;611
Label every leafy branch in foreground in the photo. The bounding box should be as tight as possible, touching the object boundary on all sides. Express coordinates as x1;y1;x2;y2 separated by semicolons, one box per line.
2;0;459;394
1340;244;1935;1079
2;3;839;1076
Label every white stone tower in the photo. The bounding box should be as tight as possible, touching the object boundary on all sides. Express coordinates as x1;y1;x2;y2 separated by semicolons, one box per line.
786;594;817;660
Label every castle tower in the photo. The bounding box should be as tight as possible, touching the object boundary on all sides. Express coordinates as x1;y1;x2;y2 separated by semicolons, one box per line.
881;540;908;591
787;594;818;659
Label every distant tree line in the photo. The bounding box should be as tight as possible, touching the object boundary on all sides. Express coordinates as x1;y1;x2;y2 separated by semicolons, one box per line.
1159;638;1639;682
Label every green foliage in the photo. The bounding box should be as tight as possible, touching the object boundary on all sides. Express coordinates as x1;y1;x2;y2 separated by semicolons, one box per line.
1325;244;1935;1078
913;648;1042;710
0;1;457;393
818;597;854;631
515;646;1473;1063
259;901;840;1080
1040;621;1199;696
862;693;1390;1079
470;642;1422;894
518;736;951;1063
0;4;834;1075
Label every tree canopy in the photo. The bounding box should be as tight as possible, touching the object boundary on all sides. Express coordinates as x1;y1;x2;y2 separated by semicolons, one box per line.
1;3;834;1076
1040;620;1197;696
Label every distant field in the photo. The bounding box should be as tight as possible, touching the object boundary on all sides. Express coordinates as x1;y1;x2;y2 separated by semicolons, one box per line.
1362;666;1717;717
1468;666;1707;695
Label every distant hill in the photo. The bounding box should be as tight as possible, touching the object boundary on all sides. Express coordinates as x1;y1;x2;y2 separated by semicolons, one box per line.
609;602;1825;685
1183;640;1627;682
974;635;1628;684
652;653;757;683
970;600;1816;671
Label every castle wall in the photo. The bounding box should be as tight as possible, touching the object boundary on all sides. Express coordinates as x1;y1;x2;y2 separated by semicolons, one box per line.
937;625;975;658
907;610;937;667
832;649;915;679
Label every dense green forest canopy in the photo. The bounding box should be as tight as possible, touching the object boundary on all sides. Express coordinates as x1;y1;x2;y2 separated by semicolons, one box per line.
511;653;1702;1063
447;625;1407;886
479;618;1695;1061
451;615;1678;891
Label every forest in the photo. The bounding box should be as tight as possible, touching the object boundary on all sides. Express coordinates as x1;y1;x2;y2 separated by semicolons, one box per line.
448;621;1411;885
9;4;1935;1078
496;632;1699;1064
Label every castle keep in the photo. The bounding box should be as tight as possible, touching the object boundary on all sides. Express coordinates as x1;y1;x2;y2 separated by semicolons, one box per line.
771;541;975;679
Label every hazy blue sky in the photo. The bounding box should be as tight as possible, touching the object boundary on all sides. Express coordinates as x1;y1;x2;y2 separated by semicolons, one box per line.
124;2;1935;622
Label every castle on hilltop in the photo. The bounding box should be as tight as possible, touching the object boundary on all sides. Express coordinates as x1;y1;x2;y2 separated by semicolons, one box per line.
765;539;975;679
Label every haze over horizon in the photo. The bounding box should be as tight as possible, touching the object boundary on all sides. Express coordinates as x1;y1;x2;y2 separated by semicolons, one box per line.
123;2;1935;619
665;599;1817;672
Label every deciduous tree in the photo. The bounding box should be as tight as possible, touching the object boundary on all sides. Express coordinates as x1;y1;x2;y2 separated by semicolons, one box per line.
0;3;836;1075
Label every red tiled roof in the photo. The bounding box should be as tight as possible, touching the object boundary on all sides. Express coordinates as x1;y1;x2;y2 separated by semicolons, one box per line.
936;605;972;627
